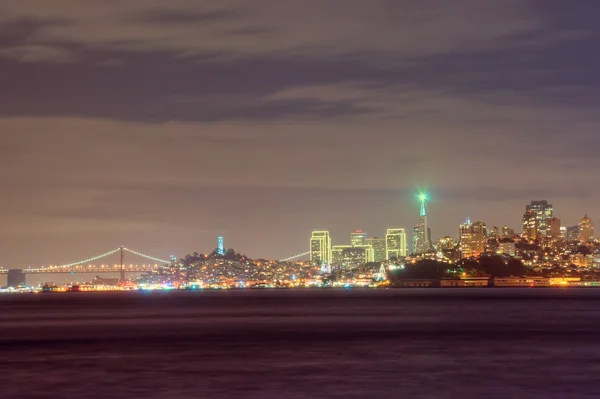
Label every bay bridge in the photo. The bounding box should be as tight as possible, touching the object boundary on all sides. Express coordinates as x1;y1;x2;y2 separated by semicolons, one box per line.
0;247;311;282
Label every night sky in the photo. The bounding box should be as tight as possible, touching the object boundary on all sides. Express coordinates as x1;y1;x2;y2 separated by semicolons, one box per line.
1;1;600;267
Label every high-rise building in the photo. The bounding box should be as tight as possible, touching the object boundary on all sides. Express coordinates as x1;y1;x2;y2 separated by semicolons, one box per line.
350;230;367;246
436;236;455;251
524;200;553;239
522;209;538;240
459;219;487;258
310;231;332;265
413;193;432;254
547;217;561;237
579;215;594;243
366;237;387;262
502;226;516;238
331;245;374;268
498;238;516;257
386;228;407;259
489;226;500;239
566;225;580;241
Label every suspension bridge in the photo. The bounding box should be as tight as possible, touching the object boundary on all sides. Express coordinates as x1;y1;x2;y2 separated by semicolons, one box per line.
0;247;311;276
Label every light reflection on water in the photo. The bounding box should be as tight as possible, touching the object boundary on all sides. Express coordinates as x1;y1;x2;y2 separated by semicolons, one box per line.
1;289;600;398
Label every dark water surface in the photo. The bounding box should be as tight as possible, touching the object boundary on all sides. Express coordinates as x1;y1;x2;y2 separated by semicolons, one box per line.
2;289;600;398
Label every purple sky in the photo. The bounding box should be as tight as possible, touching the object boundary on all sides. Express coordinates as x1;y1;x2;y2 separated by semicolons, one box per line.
1;0;600;267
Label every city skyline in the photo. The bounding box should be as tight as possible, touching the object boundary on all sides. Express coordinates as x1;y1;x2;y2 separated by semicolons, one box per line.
0;194;597;268
2;1;600;266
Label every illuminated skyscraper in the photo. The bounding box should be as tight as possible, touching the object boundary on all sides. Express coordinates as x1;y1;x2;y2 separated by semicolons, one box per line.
498;238;516;257
524;200;553;239
458;219;487;258
350;230;367;246
547;217;561;238
502;226;516;238
217;236;224;255
413;193;432;254
310;231;332;264
579;215;594;243
566;225;579;241
366;237;387;262
522;209;538;240
386;228;407;259
436;236;455;251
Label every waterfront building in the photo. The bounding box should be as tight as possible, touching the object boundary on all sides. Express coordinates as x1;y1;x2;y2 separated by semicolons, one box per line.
310;230;332;264
386;228;407;259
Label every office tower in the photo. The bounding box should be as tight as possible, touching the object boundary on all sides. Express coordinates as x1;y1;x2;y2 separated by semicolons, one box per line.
579;215;594;243
217;236;225;255
331;245;374;268
459;218;487;258
547;217;561;237
525;200;553;239
413;193;432;254
436;236;455;251
366;237;387;262
310;230;332;264
350;230;367;246
386;228;407;259
522;209;538;240
498;238;516;257
502;226;516;238
560;226;567;237
489;226;500;239
566;225;580;241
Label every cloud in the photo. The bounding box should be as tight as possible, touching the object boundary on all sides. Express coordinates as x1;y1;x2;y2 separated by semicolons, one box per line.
0;44;75;63
1;1;600;265
0;0;542;59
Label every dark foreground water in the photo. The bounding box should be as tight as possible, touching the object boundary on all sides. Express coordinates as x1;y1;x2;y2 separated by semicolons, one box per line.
2;289;600;398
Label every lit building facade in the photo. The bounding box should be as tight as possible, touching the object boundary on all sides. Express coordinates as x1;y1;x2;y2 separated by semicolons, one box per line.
310;230;332;265
525;200;553;239
547;217;561;238
366;237;387;262
331;245;374;268
436;236;455;251
386;228;407;259
502;226;516;238
522;210;538;240
579;215;594;243
350;230;367;246
498;239;516;257
459;219;487;258
566;225;580;241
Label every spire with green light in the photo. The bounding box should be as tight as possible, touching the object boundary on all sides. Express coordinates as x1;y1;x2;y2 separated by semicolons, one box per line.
418;192;429;217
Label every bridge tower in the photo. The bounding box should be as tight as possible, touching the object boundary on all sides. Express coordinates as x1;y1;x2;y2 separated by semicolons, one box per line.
120;245;126;282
